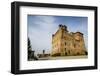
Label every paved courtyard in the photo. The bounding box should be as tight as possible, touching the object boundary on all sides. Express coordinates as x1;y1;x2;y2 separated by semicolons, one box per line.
38;55;88;60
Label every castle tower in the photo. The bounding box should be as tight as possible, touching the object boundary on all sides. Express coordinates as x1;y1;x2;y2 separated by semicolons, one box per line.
73;32;87;55
51;24;87;56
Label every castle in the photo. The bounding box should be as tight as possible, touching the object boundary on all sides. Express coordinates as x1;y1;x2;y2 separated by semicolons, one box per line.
51;24;87;56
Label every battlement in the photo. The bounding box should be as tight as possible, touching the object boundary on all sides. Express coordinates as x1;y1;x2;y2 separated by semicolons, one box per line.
52;24;84;38
75;32;83;35
59;24;67;30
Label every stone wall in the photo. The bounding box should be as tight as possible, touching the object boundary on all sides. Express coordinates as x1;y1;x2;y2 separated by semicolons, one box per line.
51;24;87;56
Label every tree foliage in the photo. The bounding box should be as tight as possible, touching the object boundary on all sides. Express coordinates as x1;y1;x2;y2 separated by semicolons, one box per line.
28;38;38;60
28;38;32;60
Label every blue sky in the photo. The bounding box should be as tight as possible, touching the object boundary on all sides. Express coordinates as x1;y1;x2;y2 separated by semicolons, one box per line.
28;15;88;54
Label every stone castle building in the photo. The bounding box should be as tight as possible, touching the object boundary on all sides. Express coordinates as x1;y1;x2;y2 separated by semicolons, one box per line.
51;24;87;56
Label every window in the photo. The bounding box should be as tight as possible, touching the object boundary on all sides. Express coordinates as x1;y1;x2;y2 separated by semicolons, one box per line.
74;44;76;48
65;48;66;51
65;42;66;45
68;50;70;54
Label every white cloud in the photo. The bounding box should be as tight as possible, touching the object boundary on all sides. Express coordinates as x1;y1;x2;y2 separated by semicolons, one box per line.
28;15;88;54
28;16;58;54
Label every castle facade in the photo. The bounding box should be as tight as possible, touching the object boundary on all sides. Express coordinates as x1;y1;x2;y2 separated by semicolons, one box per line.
51;24;87;56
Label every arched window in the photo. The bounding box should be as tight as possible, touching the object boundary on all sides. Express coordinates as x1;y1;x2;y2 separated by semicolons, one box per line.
65;48;66;51
74;44;76;48
65;42;66;45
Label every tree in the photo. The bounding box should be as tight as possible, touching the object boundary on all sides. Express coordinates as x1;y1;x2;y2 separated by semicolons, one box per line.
28;38;32;51
85;51;88;55
28;38;38;60
28;38;32;60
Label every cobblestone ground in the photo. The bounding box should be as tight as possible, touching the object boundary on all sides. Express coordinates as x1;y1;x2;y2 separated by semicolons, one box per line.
38;55;88;60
